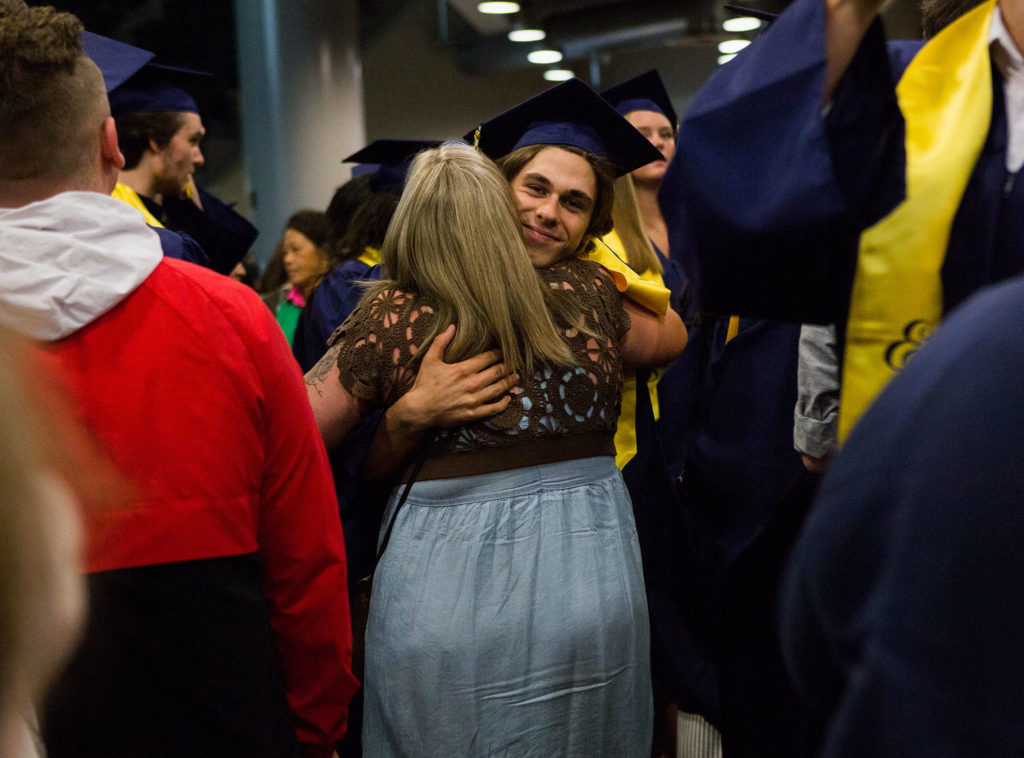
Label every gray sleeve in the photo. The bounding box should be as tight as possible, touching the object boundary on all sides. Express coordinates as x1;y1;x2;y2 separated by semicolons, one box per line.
794;324;839;458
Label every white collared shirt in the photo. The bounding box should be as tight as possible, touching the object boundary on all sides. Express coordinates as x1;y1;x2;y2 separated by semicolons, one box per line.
990;6;1024;172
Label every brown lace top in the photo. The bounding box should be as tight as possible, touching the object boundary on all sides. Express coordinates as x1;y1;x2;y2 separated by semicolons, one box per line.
330;258;630;456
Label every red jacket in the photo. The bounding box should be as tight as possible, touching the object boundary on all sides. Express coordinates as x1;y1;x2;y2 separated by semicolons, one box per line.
38;258;358;757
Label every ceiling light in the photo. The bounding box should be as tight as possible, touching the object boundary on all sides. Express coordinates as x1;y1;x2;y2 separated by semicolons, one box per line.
478;1;520;13
722;16;762;32
508;27;546;42
543;68;574;81
717;39;750;54
528;49;563;64
718;53;738;65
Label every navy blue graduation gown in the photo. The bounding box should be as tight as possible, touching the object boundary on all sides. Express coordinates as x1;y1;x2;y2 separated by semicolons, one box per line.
658;1;1024;753
293;260;381;373
663;0;1024;326
152;225;211;268
665;314;819;747
780;274;1024;757
145;187;258;276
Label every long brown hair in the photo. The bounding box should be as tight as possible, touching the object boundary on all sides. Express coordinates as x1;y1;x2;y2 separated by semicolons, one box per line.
368;142;573;375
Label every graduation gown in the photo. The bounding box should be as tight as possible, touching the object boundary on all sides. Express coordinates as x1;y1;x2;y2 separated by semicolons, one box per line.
145;186;258;276
662;0;1024;329
780;274;1024;757
293;259;382;373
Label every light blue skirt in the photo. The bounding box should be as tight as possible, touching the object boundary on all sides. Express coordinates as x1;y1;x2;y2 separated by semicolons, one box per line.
362;456;653;757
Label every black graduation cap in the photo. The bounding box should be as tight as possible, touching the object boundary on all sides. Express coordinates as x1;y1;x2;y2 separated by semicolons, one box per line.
464;78;662;178
601;69;678;131
343;139;443;191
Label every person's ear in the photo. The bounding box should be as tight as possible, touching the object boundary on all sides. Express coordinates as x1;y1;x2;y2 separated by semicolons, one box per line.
101;116;125;170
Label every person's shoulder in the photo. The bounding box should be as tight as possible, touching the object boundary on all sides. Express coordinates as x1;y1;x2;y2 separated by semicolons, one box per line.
543;257;605;281
156;255;252;294
146;258;273;330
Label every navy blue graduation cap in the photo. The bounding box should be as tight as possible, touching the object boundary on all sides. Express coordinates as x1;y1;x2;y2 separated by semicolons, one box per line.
108;71;200;115
82;31;153;93
465;78;662;178
81;31;206;115
343;139;442;191
601;69;678;131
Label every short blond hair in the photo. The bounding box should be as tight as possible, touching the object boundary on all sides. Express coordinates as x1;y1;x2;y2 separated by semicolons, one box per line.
373;142;574;375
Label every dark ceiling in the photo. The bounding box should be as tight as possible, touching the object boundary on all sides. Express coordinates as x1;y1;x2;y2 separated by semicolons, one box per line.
436;0;781;76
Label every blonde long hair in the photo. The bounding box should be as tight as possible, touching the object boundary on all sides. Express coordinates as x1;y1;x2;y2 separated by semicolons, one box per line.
612;174;662;275
371;142;573;375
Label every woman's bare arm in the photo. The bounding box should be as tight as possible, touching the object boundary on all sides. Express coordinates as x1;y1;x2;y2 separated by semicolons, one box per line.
305;342;368;450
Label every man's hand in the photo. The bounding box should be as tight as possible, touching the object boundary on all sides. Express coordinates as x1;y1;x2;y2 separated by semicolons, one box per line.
362;325;519;481
390;325;519;433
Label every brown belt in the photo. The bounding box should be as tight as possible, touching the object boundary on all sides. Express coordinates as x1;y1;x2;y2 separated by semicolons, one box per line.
413;432;616;481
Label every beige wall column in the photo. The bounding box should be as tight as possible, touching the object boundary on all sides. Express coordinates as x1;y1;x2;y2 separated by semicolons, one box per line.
234;0;366;261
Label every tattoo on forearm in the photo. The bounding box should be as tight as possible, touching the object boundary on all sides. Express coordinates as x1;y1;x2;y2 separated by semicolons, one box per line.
305;343;341;397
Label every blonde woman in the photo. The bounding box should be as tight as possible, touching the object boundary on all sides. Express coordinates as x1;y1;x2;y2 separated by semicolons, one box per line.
306;140;685;755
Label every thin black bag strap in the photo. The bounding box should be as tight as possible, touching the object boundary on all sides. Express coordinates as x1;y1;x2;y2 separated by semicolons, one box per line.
373;429;435;568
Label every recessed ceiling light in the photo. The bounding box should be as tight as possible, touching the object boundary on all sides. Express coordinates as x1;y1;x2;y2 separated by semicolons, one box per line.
478;1;520;13
543;68;574;81
508;28;546;42
528;49;563;64
722;16;762;32
717;39;750;54
718;53;738;64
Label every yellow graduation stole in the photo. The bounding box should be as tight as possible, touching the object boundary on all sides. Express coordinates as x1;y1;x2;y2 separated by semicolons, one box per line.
357;245;381;268
589;231;672;316
589;230;672;468
111;182;164;228
839;0;995;442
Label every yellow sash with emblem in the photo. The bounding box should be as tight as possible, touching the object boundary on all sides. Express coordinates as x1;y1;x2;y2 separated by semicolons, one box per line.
839;0;995;442
589;230;672;468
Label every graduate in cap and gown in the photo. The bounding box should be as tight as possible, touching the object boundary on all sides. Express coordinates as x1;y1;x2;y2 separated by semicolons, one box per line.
82;32;212;268
659;0;1024;751
103;46;257;276
600;69;690;317
663;0;1024;442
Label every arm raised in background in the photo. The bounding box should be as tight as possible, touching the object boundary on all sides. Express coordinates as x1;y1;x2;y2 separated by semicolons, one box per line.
666;0;904;324
361;325;520;481
619;299;687;370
